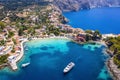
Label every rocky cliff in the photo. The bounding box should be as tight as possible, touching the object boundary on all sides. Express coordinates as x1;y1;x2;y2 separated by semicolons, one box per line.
52;0;120;12
0;0;120;11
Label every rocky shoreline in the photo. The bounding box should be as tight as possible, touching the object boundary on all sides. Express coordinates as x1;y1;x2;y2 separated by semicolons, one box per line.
0;63;8;69
53;0;120;12
106;58;120;80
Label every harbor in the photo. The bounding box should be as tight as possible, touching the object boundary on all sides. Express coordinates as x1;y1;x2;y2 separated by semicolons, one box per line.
8;36;71;70
8;39;28;70
0;38;112;80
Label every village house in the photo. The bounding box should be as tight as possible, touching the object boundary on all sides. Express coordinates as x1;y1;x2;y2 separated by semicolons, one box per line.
75;33;86;42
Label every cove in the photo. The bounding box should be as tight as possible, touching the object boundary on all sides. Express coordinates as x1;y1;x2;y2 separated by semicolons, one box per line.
0;39;113;80
63;7;120;34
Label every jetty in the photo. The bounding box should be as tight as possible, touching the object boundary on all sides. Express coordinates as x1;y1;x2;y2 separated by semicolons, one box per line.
8;39;28;70
9;61;17;70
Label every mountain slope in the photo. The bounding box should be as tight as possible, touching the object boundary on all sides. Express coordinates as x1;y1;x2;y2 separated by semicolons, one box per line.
0;0;51;10
0;0;120;11
53;0;120;11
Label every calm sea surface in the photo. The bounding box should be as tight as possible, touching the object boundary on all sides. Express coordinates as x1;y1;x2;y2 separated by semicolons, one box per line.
63;7;120;34
0;39;112;80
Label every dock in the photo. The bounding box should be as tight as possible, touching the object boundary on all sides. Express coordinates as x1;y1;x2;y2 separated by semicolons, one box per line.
8;39;28;70
9;61;18;70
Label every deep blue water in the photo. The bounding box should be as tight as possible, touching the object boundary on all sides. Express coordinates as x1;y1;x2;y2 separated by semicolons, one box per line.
0;39;112;80
63;7;120;34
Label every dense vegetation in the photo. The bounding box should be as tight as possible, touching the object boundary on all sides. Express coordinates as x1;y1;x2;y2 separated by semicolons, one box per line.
0;21;5;33
0;0;50;10
105;36;120;67
0;0;50;20
0;40;5;46
0;54;9;65
85;30;102;41
46;25;60;36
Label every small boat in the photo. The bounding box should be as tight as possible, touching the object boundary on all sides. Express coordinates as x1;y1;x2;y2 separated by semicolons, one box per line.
63;62;75;73
22;62;30;67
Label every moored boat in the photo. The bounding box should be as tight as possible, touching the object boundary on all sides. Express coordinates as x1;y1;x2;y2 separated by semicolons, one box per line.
63;62;75;73
22;62;30;67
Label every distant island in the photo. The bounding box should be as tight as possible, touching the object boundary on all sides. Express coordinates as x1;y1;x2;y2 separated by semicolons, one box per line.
0;0;120;80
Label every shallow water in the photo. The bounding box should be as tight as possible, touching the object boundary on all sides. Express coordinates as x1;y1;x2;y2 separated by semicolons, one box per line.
0;39;112;80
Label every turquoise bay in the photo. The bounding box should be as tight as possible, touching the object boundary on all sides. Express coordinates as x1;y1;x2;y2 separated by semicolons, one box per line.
0;39;112;80
63;7;120;34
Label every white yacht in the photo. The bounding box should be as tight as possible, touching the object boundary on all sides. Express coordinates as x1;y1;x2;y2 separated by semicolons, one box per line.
22;62;30;67
63;62;75;73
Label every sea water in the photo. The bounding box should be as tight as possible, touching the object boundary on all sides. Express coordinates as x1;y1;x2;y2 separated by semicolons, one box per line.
63;7;120;34
0;39;112;80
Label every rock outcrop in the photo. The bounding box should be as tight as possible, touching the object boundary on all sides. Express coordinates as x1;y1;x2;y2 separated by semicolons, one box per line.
0;0;120;11
52;0;120;12
107;58;120;80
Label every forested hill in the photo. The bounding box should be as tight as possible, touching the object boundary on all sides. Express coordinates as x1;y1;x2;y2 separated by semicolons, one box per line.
0;0;52;20
0;0;52;10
